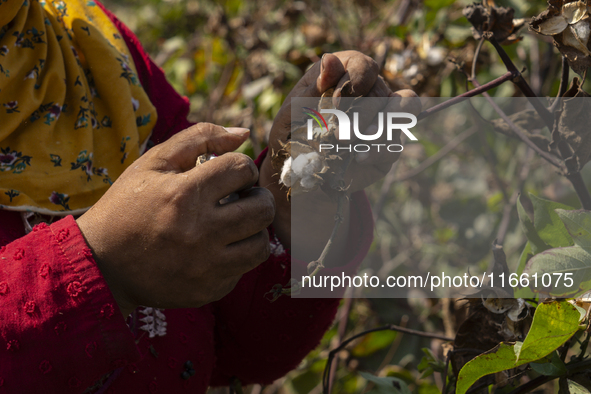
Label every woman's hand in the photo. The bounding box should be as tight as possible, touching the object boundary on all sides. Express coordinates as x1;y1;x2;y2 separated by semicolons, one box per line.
260;51;420;265
77;124;275;317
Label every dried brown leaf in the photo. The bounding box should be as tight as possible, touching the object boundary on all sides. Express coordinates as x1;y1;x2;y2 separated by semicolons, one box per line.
563;21;591;57
530;1;591;76
452;303;506;377
489;109;552;153
463;2;523;44
563;0;587;24
555;78;591;170
530;8;563;34
534;15;569;35
555;35;591;76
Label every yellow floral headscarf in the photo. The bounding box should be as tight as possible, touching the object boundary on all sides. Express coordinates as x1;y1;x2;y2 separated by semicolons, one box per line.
0;0;157;215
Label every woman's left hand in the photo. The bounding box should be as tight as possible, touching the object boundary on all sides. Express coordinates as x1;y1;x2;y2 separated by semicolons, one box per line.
259;51;420;263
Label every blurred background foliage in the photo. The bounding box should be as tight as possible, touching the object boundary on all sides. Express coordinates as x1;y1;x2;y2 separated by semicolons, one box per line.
102;0;590;392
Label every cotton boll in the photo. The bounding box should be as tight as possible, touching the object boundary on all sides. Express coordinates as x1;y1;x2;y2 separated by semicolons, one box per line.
291;152;318;174
279;157;293;187
291;152;323;190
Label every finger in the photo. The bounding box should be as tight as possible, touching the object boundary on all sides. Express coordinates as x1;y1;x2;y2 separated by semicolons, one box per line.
333;54;379;103
355;92;414;165
391;89;422;116
217;187;275;244
283;54;347;135
145;123;250;172
224;229;271;274
365;76;392;98
350;86;421;144
192;152;259;202
300;53;346;98
341;77;392;141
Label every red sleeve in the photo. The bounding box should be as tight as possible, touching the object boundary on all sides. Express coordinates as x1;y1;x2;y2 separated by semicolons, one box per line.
0;215;140;393
0;5;189;392
210;151;374;386
96;1;193;144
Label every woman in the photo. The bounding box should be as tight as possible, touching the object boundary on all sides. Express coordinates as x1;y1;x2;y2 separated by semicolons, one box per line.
0;0;416;392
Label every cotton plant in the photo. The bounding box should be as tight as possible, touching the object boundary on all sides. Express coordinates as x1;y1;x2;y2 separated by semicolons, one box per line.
266;89;354;300
531;0;591;74
272;88;347;200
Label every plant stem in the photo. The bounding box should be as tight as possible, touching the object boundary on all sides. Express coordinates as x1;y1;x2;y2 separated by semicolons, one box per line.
558;56;570;98
505;358;591;394
326;296;354;394
496;147;534;244
393;126;478;183
417;71;517;120
471;80;564;169
487;36;591;209
281;156;353;296
471;37;485;80
442;352;451;394
323;324;452;393
558;142;591;210
549;56;570;113
313;194;346;270
487;36;555;127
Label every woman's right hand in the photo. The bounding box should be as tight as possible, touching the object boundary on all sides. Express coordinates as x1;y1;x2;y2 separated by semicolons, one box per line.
76;123;275;317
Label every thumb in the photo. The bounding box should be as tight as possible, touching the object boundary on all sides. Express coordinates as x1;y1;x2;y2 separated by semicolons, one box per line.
146;123;250;172
301;53;346;98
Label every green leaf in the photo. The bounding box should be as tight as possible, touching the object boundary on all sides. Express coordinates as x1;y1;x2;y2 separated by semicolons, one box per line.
455;301;581;394
556;209;591;247
418;348;445;378
516;301;582;362
530;194;575;249
524;245;591;297
525;209;591;297
529;351;567;376
568;379;591;394
417;354;432;374
517;196;550;254
360;371;411;394
455;342;518;394
351;330;397;357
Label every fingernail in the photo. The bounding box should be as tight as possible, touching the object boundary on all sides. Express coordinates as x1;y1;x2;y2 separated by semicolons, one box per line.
224;127;250;136
356;152;369;163
320;53;326;74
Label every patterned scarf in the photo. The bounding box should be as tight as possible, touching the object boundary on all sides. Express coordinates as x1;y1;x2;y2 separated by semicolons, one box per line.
0;0;157;215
